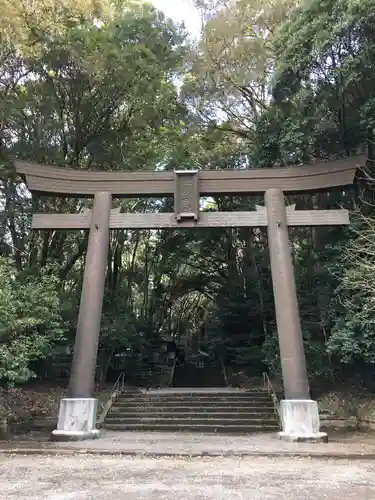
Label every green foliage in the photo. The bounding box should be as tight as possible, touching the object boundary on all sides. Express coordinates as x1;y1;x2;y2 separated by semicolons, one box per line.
5;3;187;169
263;329;332;382
0;259;64;384
328;211;375;364
269;0;375;160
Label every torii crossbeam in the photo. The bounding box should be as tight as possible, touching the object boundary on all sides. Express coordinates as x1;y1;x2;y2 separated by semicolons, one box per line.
31;206;349;229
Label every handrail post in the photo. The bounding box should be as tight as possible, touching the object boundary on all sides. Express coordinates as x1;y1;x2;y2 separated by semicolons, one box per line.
97;371;128;424
169;357;177;387
263;372;280;418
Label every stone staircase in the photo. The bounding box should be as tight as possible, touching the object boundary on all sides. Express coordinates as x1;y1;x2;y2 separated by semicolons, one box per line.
102;389;280;433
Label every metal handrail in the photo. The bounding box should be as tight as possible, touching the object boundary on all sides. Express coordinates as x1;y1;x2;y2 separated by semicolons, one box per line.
220;358;229;386
168;357;177;387
263;372;280;417
97;372;126;424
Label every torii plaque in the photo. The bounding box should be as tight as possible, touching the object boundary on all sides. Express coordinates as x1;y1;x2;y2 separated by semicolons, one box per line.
15;156;362;442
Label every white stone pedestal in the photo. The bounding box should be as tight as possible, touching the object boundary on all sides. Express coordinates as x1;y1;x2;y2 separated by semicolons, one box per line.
52;398;100;441
278;399;328;443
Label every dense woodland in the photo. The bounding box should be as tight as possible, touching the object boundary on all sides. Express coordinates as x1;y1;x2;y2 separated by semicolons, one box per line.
1;0;375;391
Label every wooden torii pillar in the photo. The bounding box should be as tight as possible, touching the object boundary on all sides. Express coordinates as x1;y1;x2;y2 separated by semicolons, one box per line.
15;156;362;441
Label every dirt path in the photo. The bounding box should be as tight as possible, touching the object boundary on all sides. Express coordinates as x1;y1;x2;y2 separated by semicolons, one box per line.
1;454;374;500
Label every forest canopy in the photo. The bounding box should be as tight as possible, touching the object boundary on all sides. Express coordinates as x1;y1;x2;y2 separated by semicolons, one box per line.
1;0;374;388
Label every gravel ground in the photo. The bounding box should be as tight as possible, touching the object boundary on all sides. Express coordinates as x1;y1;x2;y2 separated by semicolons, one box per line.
1;454;375;500
5;430;375;457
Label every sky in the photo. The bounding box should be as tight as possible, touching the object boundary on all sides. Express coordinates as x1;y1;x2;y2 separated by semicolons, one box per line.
150;0;202;39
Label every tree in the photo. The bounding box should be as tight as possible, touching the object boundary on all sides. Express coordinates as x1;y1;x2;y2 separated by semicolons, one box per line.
0;258;63;384
0;0;193;383
2;0;375;391
328;208;375;365
270;0;375;162
185;0;300;140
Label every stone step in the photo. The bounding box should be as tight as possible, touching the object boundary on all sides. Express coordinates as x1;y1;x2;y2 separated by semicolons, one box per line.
115;395;274;403
110;407;276;415
102;423;279;433
120;392;143;397
124;398;274;404
113;401;276;410
116;394;274;400
131;391;271;397
108;408;278;419
105;416;279;425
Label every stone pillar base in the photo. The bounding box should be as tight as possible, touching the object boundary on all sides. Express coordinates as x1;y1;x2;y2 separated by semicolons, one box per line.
51;398;100;441
278;399;328;443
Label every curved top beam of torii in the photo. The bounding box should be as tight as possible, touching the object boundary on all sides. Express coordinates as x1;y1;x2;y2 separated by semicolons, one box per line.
14;155;363;198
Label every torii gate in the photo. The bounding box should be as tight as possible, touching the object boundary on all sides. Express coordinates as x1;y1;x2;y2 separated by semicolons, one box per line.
15;156;362;442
